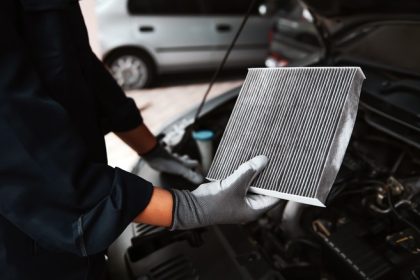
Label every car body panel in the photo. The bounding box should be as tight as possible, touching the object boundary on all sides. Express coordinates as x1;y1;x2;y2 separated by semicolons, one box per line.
96;0;272;74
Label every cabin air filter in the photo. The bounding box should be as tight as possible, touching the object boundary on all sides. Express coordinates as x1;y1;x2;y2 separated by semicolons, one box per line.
207;67;365;207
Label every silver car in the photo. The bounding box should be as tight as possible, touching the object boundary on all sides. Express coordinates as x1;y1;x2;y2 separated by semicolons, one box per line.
96;0;275;89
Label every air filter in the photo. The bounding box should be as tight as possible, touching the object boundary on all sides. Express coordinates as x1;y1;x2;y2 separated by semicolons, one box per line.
207;67;365;207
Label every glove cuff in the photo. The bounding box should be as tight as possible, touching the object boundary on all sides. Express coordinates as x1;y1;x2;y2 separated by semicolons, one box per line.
168;189;178;230
169;189;206;231
139;142;160;159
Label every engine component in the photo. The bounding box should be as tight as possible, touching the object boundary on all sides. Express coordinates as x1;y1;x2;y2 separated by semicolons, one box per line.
313;219;393;280
192;130;215;174
126;225;284;280
386;229;420;255
208;67;365;207
306;174;420;280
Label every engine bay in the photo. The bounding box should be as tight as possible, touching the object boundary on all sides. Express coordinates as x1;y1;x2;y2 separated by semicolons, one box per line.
120;66;420;279
251;118;420;279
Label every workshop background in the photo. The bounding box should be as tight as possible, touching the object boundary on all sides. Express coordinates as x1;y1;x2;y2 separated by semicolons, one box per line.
80;1;243;171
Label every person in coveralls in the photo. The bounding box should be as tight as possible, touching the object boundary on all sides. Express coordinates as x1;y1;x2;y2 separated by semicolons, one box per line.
0;0;279;279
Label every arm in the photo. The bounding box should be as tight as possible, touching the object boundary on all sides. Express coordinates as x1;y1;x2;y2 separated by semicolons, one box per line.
115;114;205;184
59;6;204;183
134;187;173;226
115;123;158;155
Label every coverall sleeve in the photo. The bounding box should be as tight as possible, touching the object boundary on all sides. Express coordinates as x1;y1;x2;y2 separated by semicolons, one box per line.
86;52;144;133
0;1;153;257
21;0;143;134
78;9;144;133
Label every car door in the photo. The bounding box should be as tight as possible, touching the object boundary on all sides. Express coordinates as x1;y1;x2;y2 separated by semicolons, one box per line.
200;0;274;68
128;0;221;73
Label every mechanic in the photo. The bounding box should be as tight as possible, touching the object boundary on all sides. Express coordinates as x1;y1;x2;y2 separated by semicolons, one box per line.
0;0;278;279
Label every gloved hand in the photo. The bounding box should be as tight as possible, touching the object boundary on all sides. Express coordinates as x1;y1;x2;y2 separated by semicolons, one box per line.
170;155;280;230
141;144;204;184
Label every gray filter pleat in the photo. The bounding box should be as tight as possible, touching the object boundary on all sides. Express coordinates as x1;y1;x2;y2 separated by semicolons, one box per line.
207;67;365;207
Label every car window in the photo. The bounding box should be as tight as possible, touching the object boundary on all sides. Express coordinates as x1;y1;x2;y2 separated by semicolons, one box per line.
128;0;202;15
128;0;278;16
199;0;262;15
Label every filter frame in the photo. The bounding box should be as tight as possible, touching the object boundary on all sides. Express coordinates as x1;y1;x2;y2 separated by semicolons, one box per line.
207;67;366;207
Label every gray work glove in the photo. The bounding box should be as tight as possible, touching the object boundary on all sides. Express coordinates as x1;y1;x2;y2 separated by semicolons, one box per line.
141;144;204;184
170;155;280;230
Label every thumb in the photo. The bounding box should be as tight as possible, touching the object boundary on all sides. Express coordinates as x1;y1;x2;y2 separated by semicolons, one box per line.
246;194;280;211
221;155;268;192
177;165;204;184
174;154;201;168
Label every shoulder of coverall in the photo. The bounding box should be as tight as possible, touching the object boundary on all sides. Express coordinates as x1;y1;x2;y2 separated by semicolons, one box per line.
20;0;80;11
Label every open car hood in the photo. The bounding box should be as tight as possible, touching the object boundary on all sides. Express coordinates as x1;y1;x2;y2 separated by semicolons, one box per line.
302;0;420;18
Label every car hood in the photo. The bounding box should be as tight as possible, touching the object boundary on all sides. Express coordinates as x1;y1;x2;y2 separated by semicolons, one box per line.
302;0;420;18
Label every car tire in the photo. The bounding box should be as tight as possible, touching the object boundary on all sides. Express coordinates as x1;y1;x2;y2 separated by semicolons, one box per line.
105;50;155;90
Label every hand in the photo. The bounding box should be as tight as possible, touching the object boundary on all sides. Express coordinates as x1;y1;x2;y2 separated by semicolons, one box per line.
170;155;280;230
141;144;204;184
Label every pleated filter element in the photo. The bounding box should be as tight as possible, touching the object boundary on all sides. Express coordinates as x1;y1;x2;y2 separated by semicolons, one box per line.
207;67;365;207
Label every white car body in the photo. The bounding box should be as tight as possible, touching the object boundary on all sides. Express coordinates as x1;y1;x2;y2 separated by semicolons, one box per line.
96;0;273;88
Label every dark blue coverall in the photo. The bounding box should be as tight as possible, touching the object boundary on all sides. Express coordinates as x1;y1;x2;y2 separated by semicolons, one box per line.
0;0;154;279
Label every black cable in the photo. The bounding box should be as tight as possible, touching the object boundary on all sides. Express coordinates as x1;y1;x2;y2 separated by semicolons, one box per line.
192;0;259;130
387;191;420;236
391;151;405;175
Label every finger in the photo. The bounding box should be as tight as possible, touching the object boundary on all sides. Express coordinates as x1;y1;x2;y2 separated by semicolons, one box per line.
175;164;204;184
176;155;200;168
182;169;204;184
222;155;268;191
246;194;280;211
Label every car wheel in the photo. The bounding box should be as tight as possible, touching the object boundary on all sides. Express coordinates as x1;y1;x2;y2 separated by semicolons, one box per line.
106;51;154;90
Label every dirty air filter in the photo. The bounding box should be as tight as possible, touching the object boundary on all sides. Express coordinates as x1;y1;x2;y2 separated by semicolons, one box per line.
207;67;365;207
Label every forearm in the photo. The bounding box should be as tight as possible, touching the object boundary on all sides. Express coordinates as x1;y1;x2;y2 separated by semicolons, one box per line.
115;123;157;155
134;187;174;227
